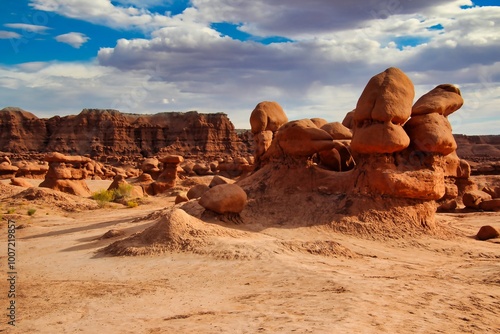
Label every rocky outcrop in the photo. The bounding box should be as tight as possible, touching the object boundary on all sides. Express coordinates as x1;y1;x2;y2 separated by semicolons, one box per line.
0;107;250;158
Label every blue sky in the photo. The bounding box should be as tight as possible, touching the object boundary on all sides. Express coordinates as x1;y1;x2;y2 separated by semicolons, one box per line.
0;0;499;134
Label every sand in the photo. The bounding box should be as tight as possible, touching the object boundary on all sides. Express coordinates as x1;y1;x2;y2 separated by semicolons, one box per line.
0;180;499;333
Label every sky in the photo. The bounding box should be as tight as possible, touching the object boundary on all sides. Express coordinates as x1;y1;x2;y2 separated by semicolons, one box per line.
0;0;499;134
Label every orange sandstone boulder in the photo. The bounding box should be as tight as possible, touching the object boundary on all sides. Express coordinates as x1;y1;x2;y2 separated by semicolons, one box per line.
476;225;500;240
412;84;463;117
351;121;410;154
250;101;288;134
310;118;328;128
463;190;492;209
404;113;457;155
354;67;414;124
199;184;247;214
320;122;352;140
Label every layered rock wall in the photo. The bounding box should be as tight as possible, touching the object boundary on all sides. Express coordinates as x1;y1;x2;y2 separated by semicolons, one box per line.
0;107;251;158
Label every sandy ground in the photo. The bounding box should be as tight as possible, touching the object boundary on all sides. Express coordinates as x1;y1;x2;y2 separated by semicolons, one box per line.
0;180;499;333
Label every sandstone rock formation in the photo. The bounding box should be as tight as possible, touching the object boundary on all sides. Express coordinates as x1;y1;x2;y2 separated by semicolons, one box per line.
476;225;500;241
39;152;93;196
0;108;250;158
199;184;248;214
152;155;184;195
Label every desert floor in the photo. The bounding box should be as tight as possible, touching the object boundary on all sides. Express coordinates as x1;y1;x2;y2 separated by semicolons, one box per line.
0;179;499;334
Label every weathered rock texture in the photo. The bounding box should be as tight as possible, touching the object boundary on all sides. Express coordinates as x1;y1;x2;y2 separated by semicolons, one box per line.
0;107;250;158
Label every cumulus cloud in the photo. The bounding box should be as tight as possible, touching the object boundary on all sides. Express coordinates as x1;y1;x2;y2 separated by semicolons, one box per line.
55;32;90;48
29;0;171;30
2;0;498;134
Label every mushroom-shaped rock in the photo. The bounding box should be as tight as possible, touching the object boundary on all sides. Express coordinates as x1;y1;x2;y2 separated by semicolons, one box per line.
320;122;352;140
271;119;335;157
351;67;413;154
476;225;500;241
199;184;247;214
250;101;288;134
412;84;463;117
404;113;457;155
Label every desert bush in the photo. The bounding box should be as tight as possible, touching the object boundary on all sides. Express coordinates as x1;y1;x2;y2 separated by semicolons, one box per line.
27;208;36;216
92;189;115;207
126;200;138;208
113;184;133;200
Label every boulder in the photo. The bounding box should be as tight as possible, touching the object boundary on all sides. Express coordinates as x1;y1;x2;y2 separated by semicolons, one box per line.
310;118;328;128
10;178;33;188
354;67;414;124
187;184;210;199
175;193;189;204
462;190;492;209
479;199;500;212
351;121;410;154
405;113;457;155
412;84;463;117
250;101;288;134
199;184;248;214
269;119;335;157
476;225;500;241
209;175;234;188
482;186;500;199
342;110;355;129
320;122;352;140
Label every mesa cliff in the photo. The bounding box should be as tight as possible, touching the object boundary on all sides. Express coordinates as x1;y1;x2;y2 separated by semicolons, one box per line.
0;107;251;158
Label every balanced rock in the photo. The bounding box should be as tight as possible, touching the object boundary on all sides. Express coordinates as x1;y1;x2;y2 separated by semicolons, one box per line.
250;101;288;134
412;84;463;117
199;184;247;214
351;67;413;154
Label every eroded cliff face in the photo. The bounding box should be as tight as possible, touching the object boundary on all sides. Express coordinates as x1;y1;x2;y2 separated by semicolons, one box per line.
0;107;252;158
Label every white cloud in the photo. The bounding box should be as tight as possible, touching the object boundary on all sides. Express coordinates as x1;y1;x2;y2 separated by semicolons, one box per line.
2;0;497;134
29;0;171;30
0;31;21;39
55;32;90;48
4;23;50;33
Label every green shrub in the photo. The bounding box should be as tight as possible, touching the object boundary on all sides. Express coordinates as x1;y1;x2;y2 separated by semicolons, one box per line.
27;208;36;216
126;200;138;208
92;189;115;207
113;184;133;200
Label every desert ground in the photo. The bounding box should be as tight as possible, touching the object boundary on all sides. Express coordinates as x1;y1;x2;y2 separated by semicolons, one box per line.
0;178;499;334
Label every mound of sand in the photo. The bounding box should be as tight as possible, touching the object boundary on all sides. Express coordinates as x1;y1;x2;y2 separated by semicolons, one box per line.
102;208;245;256
11;187;99;212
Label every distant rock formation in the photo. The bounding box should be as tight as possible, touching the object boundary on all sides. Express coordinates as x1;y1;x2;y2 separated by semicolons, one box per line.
0;107;251;158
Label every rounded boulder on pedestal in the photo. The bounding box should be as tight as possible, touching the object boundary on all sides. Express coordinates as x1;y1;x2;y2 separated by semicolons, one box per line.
250;101;288;134
412;84;463;117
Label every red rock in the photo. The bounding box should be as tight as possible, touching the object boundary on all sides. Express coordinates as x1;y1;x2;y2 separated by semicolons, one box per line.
354;67;414;124
10;178;33;188
351;121;410;154
479;199;500;212
199;184;247;214
412;84;463;117
320;122;352;140
476;225;500;240
310;118;328;128
187;184;210;199
404;113;457;156
250;101;288;134
463;190;492;209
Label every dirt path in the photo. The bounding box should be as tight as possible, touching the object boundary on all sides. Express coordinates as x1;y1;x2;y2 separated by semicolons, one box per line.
0;202;499;333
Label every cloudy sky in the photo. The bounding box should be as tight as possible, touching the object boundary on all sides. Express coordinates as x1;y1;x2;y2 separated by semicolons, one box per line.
0;0;499;134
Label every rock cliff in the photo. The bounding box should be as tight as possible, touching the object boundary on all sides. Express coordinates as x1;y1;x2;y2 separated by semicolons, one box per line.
0;107;251;158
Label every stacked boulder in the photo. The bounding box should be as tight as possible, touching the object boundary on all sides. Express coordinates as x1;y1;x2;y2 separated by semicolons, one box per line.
250;101;288;168
0;156;18;179
152;155;184;194
39;152;93;196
